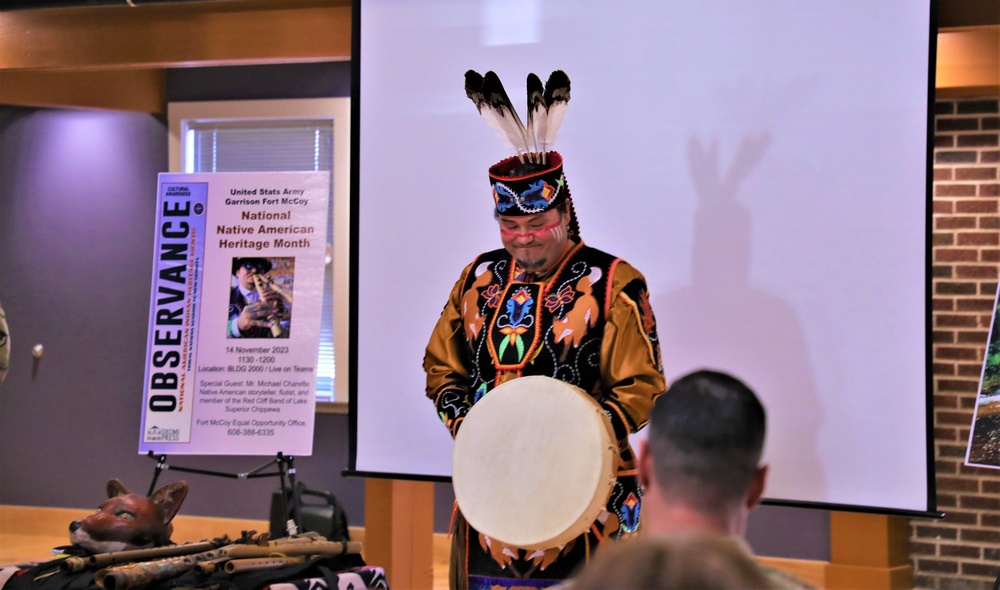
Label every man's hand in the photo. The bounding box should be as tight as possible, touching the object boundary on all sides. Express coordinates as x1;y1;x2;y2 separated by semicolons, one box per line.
237;298;280;332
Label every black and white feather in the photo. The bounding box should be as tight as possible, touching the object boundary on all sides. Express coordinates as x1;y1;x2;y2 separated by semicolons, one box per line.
540;70;571;157
466;70;522;160
464;69;571;164
482;71;533;162
526;73;546;157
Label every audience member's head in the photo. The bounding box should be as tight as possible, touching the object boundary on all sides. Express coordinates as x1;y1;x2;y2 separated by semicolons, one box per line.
639;369;768;537
570;533;779;590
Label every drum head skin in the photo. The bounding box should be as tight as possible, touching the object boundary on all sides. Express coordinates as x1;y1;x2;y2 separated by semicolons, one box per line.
452;375;617;550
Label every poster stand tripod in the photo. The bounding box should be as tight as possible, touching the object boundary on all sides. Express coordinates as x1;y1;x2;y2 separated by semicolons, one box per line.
145;450;302;536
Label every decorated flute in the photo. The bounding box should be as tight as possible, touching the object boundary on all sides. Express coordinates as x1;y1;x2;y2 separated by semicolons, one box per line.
61;540;222;573
224;555;305;574
253;274;284;337
254;274;293;305
94;540;362;590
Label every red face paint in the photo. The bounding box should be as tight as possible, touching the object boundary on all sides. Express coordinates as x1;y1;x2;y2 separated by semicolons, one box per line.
499;220;563;238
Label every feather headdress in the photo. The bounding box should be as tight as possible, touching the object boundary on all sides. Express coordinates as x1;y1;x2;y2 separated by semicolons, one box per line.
465;69;570;165
465;69;574;217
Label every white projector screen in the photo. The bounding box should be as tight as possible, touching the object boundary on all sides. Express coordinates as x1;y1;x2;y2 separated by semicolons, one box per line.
350;0;935;514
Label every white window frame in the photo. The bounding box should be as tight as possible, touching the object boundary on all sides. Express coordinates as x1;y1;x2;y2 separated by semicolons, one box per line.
168;98;351;412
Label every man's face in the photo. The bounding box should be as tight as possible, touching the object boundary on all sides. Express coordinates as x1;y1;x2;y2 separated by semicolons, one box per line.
236;263;261;290
498;208;569;273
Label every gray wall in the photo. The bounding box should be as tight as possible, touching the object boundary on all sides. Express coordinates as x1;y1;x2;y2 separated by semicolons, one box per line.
0;61;828;560
0;64;367;528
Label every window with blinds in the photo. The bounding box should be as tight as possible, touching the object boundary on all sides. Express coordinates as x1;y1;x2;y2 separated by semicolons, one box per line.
183;118;337;403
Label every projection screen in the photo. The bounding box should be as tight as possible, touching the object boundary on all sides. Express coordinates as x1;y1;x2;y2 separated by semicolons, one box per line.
350;0;935;515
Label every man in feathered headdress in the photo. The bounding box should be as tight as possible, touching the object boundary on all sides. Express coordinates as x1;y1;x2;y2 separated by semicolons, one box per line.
424;70;667;590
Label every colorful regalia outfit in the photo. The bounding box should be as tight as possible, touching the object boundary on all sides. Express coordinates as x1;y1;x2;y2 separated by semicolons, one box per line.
424;69;666;590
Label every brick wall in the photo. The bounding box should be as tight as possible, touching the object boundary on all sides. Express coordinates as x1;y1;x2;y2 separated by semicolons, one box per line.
913;97;1000;590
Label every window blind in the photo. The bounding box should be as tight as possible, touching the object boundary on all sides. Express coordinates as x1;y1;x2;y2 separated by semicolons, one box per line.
184;119;337;402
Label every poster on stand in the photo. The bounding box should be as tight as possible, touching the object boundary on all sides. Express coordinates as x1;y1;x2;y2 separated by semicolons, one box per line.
967;281;1000;469
139;171;330;456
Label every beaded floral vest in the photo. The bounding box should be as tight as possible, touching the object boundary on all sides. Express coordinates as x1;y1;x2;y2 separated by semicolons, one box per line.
458;241;618;401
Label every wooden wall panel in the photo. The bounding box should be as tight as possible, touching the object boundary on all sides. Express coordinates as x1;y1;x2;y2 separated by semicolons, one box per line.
937;28;1000;98
0;0;351;72
0;69;166;112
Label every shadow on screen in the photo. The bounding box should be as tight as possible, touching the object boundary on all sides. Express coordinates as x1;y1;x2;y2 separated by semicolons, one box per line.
655;133;827;501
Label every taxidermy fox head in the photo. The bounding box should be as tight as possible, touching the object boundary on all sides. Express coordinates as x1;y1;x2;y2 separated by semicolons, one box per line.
68;479;188;553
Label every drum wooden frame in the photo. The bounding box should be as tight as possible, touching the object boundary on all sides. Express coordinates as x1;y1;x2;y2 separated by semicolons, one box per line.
451;376;618;550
